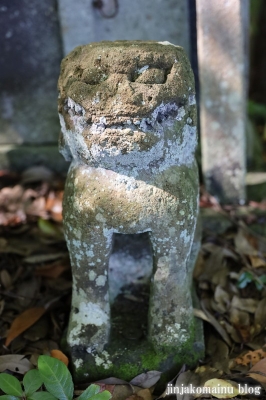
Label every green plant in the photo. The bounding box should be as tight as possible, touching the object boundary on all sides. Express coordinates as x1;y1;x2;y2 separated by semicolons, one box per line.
237;271;266;291
0;356;112;400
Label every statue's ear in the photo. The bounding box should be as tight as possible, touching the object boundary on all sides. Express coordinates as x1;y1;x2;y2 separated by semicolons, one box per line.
59;130;73;162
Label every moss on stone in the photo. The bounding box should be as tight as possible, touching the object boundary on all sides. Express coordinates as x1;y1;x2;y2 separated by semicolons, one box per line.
67;316;204;390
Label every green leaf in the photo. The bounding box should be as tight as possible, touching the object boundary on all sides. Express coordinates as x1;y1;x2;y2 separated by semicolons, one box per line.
23;369;43;396
237;271;253;289
28;391;59;400
0;374;23;397
0;396;20;400
255;281;264;291
78;384;100;400
37;356;73;400
89;391;112;400
259;274;266;284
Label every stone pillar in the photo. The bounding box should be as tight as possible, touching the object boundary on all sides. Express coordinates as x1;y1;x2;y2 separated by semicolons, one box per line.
196;0;249;204
57;0;190;55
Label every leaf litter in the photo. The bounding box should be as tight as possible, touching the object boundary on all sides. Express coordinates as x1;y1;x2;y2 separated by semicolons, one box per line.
2;171;266;398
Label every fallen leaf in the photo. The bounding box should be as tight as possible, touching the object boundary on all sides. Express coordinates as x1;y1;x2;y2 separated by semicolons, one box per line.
24;252;67;264
249;254;266;268
234;229;257;256
200;300;232;347
0;354;33;374
234;348;266;367
206;336;230;373
130;371;161;388
50;349;69;366
0;270;12;288
203;378;239;398
5;307;46;347
174;370;200;400
35;259;70;279
255;298;266;329
248;358;266;384
195;365;223;386
96;384;133;400
135;389;152;400
221;320;242;343
213;285;230;313
231;296;258;314
126;391;152;400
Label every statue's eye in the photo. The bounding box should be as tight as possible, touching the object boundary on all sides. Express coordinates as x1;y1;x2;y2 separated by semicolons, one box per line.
82;68;108;85
132;67;168;84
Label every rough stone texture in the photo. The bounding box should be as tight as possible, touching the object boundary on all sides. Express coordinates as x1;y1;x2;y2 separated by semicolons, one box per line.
59;41;203;381
0;0;62;167
196;0;248;204
57;0;190;56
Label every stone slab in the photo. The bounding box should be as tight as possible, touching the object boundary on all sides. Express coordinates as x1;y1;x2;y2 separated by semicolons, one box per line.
196;0;249;204
0;145;70;174
57;0;190;56
0;0;62;144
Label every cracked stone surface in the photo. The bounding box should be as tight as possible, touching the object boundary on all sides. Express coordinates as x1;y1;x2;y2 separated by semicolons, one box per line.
58;41;204;380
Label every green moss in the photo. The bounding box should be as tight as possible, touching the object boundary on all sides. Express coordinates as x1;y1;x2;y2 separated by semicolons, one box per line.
68;316;204;391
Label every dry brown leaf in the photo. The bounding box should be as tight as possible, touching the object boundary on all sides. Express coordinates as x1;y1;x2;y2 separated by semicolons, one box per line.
0;269;12;288
206;336;230;373
231;296;258;314
249;254;266;268
130;370;161;388
0;354;33;374
135;389;152;400
220;320;242;343
45;191;63;222
195;365;223;386
50;349;69;366
174;370;200;400
203;378;239;398
101;384;132;400
127;389;152;400
5;307;46;347
248;358;266;383
213;286;230;313
24;252;67;264
35;260;70;279
234;228;257;256
229;307;250;327
201;300;232;347
255;298;266;329
234;348;266;367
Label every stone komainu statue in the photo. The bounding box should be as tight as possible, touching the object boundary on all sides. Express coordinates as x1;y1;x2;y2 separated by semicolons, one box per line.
58;41;203;381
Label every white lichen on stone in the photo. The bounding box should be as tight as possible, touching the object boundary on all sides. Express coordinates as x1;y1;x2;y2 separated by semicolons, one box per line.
74;358;84;369
89;270;97;280
94;351;112;369
96;275;107;286
158;41;178;47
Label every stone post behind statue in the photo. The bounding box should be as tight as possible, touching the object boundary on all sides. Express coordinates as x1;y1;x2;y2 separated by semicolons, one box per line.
58;41;204;382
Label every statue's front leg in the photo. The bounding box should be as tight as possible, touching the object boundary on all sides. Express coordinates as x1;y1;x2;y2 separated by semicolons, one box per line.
63;172;113;352
148;229;195;349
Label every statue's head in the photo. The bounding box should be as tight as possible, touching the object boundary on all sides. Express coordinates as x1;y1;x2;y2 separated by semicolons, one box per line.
58;41;197;173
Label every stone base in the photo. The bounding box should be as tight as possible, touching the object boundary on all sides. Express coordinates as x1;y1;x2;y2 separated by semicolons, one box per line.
67;321;204;387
